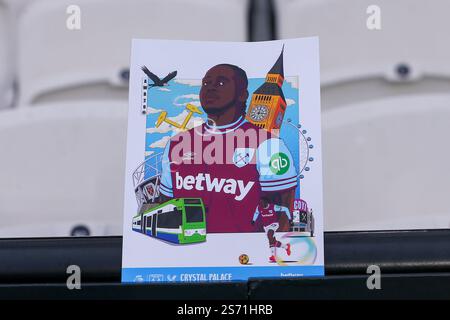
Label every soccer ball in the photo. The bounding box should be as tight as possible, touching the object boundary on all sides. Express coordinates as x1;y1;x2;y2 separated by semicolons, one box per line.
239;254;249;265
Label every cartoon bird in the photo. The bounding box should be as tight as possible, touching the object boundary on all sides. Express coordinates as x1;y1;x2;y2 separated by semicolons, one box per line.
141;66;177;87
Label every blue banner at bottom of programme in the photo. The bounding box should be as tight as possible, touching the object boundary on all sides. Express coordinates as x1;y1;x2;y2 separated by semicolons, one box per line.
122;265;324;283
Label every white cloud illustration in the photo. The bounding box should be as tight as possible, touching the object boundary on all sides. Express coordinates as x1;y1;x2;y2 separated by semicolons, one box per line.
149;135;171;149
174;79;202;86
173;94;201;107
146;124;172;134
286;98;296;106
158;88;171;92
182;94;199;100
285;76;298;89
146;106;164;114
169;110;204;130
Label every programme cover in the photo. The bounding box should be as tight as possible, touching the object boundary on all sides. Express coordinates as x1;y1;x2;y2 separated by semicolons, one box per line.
122;38;323;282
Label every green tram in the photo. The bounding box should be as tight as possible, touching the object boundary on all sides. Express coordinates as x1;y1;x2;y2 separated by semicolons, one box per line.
132;198;206;244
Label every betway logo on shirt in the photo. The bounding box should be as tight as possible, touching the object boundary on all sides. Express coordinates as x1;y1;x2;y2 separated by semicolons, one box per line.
175;172;254;201
261;210;274;217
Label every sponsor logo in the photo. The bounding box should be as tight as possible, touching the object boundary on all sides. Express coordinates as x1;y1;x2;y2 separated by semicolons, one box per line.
261;209;274;217
270;152;290;175
175;172;254;201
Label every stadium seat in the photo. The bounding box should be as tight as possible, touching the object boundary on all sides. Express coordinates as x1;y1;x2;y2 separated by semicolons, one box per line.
17;0;248;106
0;102;127;237
275;0;450;230
275;0;450;95
323;94;450;231
0;1;14;109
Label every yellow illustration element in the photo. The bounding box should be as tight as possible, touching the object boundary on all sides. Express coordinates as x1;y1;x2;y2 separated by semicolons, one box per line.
155;103;203;130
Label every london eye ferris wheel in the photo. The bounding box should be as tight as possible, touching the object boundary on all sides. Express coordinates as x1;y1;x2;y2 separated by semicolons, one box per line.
284;118;314;179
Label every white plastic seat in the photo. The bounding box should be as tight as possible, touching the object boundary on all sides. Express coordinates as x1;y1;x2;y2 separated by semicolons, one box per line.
17;0;248;106
276;0;450;230
0;1;14;109
0;101;127;237
323;94;450;231
275;0;450;95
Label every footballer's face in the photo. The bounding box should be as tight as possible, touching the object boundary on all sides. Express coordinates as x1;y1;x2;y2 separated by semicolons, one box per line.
200;65;238;114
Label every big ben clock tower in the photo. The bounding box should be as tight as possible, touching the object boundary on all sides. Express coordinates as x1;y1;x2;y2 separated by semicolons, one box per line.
246;46;287;132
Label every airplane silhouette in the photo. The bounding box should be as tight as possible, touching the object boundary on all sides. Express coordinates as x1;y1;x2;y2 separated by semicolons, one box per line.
141;66;177;87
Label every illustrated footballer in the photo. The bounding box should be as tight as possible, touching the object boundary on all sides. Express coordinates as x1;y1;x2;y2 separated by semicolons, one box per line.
252;197;292;262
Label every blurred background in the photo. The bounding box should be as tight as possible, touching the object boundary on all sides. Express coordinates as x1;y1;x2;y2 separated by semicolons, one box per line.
0;0;449;237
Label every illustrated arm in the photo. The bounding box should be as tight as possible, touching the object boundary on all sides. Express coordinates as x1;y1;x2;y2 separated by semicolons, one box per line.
274;205;292;220
252;207;260;224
